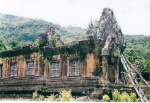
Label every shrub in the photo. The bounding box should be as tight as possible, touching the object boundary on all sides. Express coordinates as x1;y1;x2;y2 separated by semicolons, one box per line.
32;90;38;101
102;94;110;102
130;92;139;102
47;94;56;101
112;89;121;102
120;92;131;102
58;90;74;101
39;95;44;101
112;89;139;102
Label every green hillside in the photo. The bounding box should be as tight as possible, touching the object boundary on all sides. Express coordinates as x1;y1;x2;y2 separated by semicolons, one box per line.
0;13;86;48
124;35;150;70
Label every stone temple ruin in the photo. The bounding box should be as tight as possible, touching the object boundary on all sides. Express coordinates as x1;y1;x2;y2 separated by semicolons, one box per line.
0;8;149;101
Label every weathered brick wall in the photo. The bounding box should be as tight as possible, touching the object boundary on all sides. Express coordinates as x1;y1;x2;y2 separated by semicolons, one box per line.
0;52;45;78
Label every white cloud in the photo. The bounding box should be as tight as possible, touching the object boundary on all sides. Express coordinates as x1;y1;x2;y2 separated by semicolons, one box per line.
0;0;150;35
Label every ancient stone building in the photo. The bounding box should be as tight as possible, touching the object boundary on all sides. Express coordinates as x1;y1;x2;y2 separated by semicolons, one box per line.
0;8;127;98
0;7;124;95
0;8;149;101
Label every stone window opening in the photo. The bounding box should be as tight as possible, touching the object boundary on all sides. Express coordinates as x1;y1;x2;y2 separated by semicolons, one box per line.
26;60;34;76
10;62;18;77
68;59;81;76
0;64;2;78
49;61;60;77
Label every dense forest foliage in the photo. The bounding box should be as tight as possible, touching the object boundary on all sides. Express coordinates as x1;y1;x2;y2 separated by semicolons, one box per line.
0;13;149;70
124;35;150;71
0;13;86;49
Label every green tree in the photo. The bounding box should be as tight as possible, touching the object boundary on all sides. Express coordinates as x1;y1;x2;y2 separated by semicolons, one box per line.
0;40;7;52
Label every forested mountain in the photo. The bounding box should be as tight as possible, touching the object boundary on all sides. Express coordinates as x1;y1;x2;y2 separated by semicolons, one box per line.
124;35;150;70
0;13;149;70
0;13;86;49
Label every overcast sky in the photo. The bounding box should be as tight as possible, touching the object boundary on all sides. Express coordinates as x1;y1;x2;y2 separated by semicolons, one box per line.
0;0;150;35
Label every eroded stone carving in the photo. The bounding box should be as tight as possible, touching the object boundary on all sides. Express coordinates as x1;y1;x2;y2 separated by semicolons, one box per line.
38;26;64;47
88;8;127;84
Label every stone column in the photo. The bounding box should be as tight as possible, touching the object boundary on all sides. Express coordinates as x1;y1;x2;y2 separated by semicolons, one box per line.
101;48;110;84
2;58;9;78
38;54;43;76
17;56;25;77
34;54;39;76
44;59;49;79
116;57;124;84
60;55;67;78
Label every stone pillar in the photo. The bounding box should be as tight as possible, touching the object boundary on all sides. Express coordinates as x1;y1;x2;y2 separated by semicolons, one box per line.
34;55;38;76
2;58;9;78
101;48;110;84
116;57;124;84
23;58;26;77
67;57;69;77
38;54;43;76
81;60;87;77
61;55;67;78
18;56;25;77
44;59;49;78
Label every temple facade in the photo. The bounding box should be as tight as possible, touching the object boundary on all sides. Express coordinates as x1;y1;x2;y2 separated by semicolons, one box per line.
0;8;131;98
0;39;112;80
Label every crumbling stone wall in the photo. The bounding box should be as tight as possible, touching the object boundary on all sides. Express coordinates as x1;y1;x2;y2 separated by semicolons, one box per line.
0;39;104;79
0;7;128;84
0;52;44;78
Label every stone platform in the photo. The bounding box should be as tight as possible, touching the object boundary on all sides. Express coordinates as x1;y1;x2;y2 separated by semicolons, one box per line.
0;76;136;99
